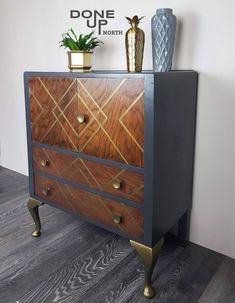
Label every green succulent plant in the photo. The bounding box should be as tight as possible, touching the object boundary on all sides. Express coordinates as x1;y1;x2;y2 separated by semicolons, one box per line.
60;28;103;52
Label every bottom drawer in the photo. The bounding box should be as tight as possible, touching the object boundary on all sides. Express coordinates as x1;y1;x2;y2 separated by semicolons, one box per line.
34;175;143;239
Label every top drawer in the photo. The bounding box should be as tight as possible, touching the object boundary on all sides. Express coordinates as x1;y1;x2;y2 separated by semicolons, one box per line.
29;77;144;167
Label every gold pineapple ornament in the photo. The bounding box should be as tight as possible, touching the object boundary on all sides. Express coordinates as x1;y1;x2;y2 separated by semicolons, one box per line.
125;15;145;72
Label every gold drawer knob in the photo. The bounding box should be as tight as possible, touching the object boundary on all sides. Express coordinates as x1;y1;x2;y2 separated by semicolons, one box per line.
113;214;122;224
40;159;49;167
111;179;122;189
42;187;50;196
77;114;85;123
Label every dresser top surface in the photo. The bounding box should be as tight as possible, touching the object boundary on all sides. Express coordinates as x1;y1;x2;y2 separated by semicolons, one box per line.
24;70;197;78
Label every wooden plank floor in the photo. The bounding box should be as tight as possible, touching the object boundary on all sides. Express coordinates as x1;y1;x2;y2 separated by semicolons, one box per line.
0;166;234;303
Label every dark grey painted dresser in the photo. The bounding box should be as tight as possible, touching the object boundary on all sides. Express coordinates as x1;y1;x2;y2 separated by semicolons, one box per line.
24;70;198;298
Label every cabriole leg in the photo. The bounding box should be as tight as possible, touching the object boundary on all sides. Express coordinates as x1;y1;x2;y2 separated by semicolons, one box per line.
130;238;164;298
27;198;44;237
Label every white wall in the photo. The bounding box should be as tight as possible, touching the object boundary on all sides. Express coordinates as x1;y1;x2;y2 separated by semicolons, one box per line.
0;0;235;258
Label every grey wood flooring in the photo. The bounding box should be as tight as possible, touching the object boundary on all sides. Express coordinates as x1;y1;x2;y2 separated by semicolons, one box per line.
0;166;234;303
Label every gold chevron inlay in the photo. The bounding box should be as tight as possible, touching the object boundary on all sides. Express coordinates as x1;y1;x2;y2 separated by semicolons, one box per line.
31;77;144;167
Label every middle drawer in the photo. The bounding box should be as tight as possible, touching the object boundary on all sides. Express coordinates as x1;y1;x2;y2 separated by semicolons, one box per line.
32;146;144;204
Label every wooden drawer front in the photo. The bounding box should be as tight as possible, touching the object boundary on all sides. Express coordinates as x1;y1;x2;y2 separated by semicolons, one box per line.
33;147;144;204
29;77;144;167
34;174;143;239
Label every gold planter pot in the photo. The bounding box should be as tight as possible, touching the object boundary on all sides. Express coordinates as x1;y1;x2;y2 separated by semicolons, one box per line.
67;51;93;72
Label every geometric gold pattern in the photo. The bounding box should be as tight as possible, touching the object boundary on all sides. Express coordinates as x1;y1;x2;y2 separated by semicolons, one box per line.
34;174;143;239
33;146;144;204
29;77;144;167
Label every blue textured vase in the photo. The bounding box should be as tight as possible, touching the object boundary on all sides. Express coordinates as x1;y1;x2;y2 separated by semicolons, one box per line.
151;8;177;72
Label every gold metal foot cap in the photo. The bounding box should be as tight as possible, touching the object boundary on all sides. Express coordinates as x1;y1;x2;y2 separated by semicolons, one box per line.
32;230;41;237
143;285;155;298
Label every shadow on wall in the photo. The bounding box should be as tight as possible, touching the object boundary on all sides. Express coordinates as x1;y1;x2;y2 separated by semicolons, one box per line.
190;71;235;258
192;69;235;184
174;14;198;69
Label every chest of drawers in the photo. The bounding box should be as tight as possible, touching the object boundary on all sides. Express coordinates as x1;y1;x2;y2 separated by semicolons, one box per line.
24;71;198;298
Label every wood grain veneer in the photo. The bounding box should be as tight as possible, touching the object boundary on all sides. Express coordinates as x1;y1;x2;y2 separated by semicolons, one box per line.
32;147;144;203
29;77;144;167
34;174;143;239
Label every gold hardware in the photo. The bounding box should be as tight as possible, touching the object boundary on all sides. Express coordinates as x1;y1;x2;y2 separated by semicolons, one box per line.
77;114;85;123
130;238;164;298
27;198;44;237
42;187;50;196
113;214;122;224
40;159;49;167
111;179;122;189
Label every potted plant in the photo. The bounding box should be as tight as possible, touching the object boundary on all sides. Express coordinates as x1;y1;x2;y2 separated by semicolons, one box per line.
60;28;103;72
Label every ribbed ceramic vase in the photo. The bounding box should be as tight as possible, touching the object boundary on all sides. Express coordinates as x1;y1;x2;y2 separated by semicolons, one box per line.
151;8;176;72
